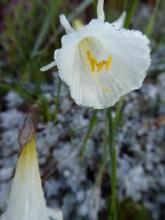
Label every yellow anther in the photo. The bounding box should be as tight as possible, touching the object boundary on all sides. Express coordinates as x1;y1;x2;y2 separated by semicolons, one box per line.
86;50;112;73
106;55;112;70
87;50;96;72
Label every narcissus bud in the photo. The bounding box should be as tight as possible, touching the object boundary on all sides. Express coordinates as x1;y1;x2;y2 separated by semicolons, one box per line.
1;108;62;220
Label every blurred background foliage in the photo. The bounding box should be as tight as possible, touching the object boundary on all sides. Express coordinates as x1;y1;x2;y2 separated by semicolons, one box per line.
0;0;165;220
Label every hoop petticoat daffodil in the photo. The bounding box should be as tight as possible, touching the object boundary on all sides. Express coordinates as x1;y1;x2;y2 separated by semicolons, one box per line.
0;111;63;220
41;0;151;109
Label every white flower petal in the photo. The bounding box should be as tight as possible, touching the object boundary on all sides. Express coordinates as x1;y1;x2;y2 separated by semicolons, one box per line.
112;11;126;29
55;19;150;109
1;140;49;220
40;61;56;72
60;14;74;34
97;0;105;22
47;208;63;220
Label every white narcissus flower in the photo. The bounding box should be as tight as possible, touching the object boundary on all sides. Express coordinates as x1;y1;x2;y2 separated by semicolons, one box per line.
41;0;151;109
0;113;62;220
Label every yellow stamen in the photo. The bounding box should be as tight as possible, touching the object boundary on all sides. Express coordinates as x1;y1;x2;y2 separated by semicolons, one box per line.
87;50;97;72
86;50;112;73
106;55;112;70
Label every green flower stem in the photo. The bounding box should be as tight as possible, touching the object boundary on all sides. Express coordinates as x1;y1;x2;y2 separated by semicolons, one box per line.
107;98;124;220
36;97;51;122
145;0;161;37
124;0;137;28
110;144;117;220
114;98;124;133
107;108;117;220
79;110;97;159
54;78;62;124
95;120;109;187
31;15;51;57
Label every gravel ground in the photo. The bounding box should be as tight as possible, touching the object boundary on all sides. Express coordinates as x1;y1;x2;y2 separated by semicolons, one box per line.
0;43;165;220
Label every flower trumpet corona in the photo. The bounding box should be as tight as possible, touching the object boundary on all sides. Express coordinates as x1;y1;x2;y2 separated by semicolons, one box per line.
41;0;151;109
0;110;63;220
